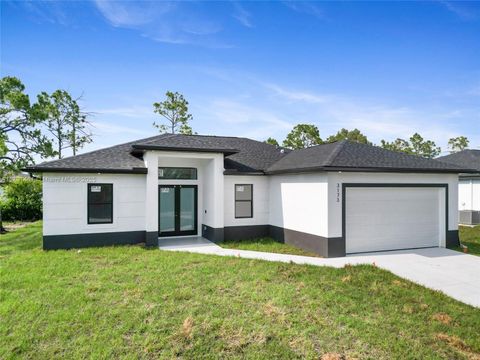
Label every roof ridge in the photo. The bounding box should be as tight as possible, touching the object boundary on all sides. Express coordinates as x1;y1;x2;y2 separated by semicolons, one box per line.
324;140;348;167
174;133;249;140
137;133;177;145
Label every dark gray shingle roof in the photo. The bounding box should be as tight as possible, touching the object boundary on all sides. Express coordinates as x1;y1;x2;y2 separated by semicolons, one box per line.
437;150;480;172
24;139;152;174
132;134;289;173
25;134;288;174
266;140;473;174
25;135;473;175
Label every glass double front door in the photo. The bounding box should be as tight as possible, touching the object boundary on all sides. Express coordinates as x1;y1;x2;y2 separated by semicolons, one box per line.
158;185;197;236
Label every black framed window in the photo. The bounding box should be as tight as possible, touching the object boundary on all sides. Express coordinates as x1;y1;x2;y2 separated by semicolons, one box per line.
235;184;253;218
88;183;113;224
158;167;197;180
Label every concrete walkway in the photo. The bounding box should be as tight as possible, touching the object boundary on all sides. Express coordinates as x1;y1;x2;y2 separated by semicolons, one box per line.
159;237;480;308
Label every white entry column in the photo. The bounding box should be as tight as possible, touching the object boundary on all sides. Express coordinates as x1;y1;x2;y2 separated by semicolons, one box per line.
145;151;159;245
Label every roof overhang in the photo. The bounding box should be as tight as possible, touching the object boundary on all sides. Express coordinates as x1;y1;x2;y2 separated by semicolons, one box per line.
131;144;239;156
23;167;148;174
266;166;478;175
459;173;480;180
223;170;265;176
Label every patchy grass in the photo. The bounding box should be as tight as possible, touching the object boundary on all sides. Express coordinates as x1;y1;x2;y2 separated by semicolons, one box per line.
220;237;320;257
1;222;480;359
0;221;42;256
457;225;480;256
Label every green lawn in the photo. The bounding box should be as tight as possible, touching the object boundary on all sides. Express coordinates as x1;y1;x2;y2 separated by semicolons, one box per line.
458;225;480;256
220;237;320;257
1;222;480;359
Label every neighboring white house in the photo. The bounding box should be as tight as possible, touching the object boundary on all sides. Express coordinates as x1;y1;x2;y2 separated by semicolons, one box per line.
438;150;480;225
26;134;472;257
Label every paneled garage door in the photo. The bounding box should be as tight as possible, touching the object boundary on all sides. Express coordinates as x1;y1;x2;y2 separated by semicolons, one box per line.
345;186;445;254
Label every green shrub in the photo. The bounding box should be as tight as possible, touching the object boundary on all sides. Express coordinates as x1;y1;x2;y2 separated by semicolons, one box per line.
0;177;42;221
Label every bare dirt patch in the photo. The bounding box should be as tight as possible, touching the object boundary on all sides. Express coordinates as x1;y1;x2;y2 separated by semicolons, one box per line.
432;313;452;325
4;222;32;232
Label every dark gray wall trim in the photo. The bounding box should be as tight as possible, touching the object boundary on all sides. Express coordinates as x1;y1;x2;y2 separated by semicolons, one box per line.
24;167;148;174
145;231;159;247
446;230;460;248
202;224;224;243
269;225;345;257
224;225;269;241
202;224;343;257
205;224;342;257
43;231;146;250
342;183;450;254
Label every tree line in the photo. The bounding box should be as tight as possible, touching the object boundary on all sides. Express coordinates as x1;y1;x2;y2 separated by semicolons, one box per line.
1;76;92;180
264;124;470;159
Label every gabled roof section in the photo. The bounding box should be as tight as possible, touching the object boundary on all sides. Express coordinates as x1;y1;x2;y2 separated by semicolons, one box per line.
24;134;289;174
132;134;240;155
437;150;480;172
23;137;154;174
132;134;289;173
266;140;474;174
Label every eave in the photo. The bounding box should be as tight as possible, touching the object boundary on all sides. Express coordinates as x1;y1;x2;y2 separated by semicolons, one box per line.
22;167;148;174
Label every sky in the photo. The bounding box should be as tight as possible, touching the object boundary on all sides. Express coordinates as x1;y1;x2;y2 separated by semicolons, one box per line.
2;0;480;157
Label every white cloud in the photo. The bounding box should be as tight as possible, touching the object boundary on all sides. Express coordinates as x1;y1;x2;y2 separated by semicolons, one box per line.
92;0;228;47
282;1;324;19
16;0;70;26
440;1;479;21
90;120;153;136
93;0;169;27
91;106;154;119
197;98;293;140
232;2;253;28
264;83;331;103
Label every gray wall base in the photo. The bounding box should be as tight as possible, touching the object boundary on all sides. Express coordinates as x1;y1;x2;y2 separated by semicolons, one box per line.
224;225;269;241
43;231;146;250
43;225;457;257
202;224;224;243
203;224;344;257
459;211;480;225
446;230;460;248
145;232;159;247
269;225;345;258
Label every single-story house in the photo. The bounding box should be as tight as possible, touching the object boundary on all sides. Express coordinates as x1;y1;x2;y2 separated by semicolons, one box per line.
438;150;480;225
25;134;473;257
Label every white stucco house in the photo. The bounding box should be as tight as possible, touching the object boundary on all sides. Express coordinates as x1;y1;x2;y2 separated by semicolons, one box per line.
25;134;473;257
438;150;480;225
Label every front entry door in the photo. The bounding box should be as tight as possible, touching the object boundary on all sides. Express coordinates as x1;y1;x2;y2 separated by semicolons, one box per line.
159;185;197;237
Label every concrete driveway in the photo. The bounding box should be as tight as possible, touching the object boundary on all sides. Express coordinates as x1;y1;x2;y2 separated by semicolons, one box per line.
159;238;480;307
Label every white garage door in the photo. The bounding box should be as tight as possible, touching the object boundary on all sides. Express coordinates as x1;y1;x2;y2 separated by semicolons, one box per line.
345;187;445;254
